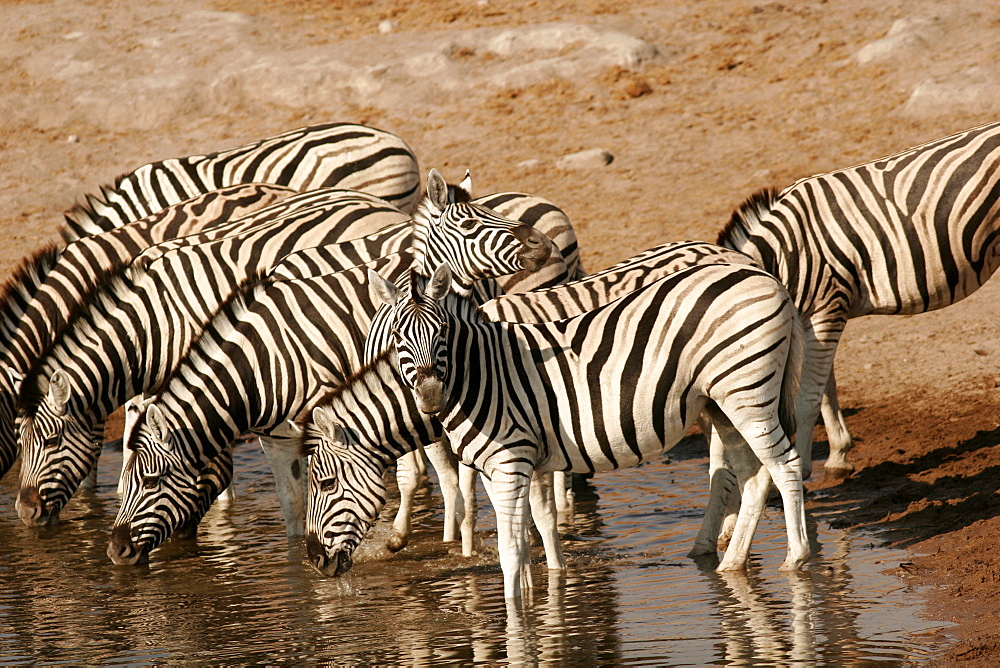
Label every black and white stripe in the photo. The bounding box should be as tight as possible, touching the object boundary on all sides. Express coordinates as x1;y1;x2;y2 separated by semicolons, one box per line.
0;184;295;481
15;189;410;527
105;180;576;565
317;260;809;598
62;122;420;241
716;120;1000;476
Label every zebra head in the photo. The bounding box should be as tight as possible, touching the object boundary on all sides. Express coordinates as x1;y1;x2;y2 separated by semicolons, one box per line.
108;403;222;565
370;265;452;415
15;369;102;527
302;406;388;577
411;169;553;290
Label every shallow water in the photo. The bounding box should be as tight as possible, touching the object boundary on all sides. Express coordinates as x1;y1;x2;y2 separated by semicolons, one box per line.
0;437;951;665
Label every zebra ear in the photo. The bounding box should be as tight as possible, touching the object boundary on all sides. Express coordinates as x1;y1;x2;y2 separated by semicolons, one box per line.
426;169;449;212
145;404;172;450
426;263;452;301
312;407;346;445
458;170;472;198
45;370;72;415
368;268;398;307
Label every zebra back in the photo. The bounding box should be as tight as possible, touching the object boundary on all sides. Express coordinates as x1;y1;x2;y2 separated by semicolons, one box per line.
2;184;295;377
62;122;420;241
481;240;756;323
717;119;1000;317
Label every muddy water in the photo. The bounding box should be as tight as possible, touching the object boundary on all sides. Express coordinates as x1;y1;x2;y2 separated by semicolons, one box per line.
0;437;950;665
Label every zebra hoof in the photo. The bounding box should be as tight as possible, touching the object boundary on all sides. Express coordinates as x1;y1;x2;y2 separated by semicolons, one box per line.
823;462;855;479
386;532;409;552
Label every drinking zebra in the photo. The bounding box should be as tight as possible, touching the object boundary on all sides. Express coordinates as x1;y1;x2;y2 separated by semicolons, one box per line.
308;260;808;599
716;120;1000;476
17;172;570;544
2;121;419;481
107;179;577;565
14;189;411;528
297;240;760;573
62;122;420;241
0;184;295;482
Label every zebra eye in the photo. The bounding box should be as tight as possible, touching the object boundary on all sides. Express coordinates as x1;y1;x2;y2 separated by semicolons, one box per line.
319;478;337;493
142;474;160;490
43;435;60;449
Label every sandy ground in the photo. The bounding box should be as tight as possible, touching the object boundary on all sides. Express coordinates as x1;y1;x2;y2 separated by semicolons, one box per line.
3;0;1000;660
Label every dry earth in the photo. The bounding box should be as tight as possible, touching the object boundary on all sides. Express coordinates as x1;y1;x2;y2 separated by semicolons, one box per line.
3;0;1000;660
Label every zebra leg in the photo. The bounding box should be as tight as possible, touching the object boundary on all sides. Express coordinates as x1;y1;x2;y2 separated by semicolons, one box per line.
795;315;847;479
80;419;106;490
481;466;534;599
715;442;772;572
528;471;566;571
820;369;854;476
388;450;422;552
423;439;462;543
259;436;305;538
724;433;809;572
553;470;574;518
458;462;478;557
712;402;809;572
689;415;738;557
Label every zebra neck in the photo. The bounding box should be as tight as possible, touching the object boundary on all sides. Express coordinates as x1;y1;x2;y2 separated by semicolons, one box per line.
439;295;518;417
332;356;439;464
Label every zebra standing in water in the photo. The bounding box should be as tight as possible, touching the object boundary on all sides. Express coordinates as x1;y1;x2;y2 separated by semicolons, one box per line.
14;189;411;528
297;240;760;573
716;120;1000;477
0;184;295;482
323;261;808;599
106;177;573;566
62;122;420;240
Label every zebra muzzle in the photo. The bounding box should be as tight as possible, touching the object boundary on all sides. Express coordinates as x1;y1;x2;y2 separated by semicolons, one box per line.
15;486;59;527
511;226;553;272
107;525;150;566
306;534;354;577
414;375;444;414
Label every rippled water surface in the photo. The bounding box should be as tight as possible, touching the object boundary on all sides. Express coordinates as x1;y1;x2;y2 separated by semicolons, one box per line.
0;437;952;665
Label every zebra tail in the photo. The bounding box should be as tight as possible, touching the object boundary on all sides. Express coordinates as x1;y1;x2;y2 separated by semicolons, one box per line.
778;297;805;440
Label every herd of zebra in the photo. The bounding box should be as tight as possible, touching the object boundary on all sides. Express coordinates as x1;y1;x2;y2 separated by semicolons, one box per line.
2;118;999;600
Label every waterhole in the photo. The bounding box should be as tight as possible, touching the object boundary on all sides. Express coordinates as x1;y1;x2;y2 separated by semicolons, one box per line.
0;437;951;664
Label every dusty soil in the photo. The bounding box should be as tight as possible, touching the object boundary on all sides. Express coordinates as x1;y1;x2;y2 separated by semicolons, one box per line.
3;0;1000;660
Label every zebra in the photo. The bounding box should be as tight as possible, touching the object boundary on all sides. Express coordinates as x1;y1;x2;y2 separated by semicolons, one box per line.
0;245;62;476
62;122;420;241
356;261;808;598
716;120;1000;477
16;171;565;542
0;184;295;483
105;179;576;565
293;240;754;573
300;357;566;579
14;187;412;528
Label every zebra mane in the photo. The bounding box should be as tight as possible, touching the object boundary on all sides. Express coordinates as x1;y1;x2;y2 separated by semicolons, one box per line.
60;171;147;243
0;243;63;346
298;349;398;456
716;187;780;249
155;269;276;394
17;259;136;413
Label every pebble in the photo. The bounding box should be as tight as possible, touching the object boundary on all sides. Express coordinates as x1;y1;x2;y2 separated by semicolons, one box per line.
555;148;614;170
